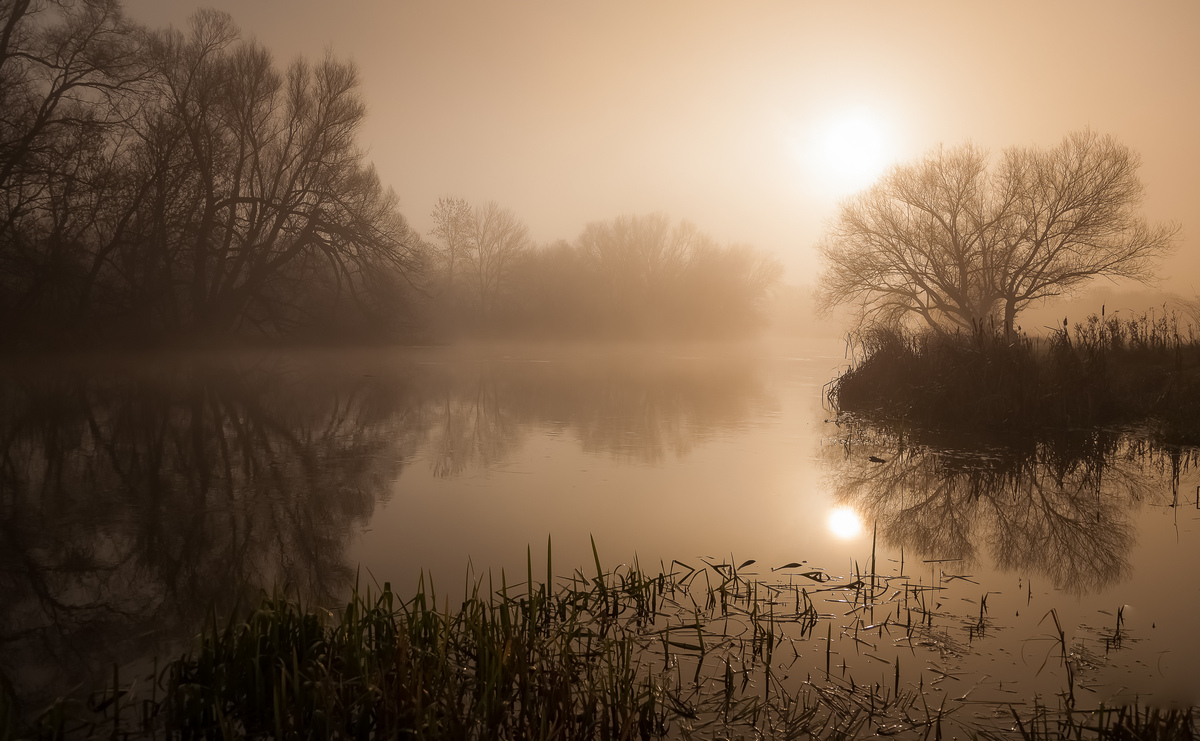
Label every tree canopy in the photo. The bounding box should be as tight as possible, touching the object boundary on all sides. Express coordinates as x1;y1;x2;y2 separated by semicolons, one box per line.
0;3;425;344
816;130;1178;337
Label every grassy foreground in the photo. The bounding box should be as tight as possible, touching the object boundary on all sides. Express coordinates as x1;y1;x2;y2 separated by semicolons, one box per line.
829;311;1200;443
2;540;1195;740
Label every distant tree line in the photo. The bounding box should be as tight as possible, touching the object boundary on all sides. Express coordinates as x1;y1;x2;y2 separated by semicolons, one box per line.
0;2;782;348
425;203;782;339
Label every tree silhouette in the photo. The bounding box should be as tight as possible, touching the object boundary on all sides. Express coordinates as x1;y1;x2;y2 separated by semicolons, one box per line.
426;197;531;331
0;6;426;345
0;0;150;337
428;195;473;299
468;200;531;323
817;130;1177;337
139;11;423;335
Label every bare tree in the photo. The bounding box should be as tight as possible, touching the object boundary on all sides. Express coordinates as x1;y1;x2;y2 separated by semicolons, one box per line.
428;195;472;296
135;11;424;334
0;6;425;342
817;131;1177;338
574;213;781;336
576;212;694;299
468;200;530;322
575;213;699;331
990;130;1178;337
0;0;145;196
0;0;149;333
816;144;1003;333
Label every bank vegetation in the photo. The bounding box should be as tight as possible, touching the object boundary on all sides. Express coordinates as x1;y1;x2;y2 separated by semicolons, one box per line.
829;309;1200;444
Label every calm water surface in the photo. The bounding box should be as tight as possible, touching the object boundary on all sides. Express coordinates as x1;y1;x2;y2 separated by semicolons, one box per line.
3;338;1199;717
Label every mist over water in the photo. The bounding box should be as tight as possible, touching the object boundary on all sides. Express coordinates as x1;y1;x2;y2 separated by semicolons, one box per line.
5;339;1200;713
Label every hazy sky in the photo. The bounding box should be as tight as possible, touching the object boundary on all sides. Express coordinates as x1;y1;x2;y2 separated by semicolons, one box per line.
123;0;1199;291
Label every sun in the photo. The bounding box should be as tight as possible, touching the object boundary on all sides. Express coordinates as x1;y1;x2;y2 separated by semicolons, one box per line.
790;109;893;195
820;112;888;181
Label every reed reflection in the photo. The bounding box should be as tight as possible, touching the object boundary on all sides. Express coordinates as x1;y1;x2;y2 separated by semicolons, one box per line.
826;423;1198;594
0;356;419;711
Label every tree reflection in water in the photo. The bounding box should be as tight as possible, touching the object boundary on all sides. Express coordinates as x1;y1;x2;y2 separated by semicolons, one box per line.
0;347;772;712
826;421;1200;594
423;352;770;475
0;354;418;713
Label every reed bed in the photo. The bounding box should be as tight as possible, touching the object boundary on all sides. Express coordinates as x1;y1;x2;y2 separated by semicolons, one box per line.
3;538;1194;740
828;310;1200;442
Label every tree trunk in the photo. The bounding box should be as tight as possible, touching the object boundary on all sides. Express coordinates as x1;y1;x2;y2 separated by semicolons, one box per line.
1004;299;1017;342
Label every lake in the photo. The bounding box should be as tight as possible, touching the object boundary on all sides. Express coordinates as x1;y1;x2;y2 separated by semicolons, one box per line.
3;338;1199;731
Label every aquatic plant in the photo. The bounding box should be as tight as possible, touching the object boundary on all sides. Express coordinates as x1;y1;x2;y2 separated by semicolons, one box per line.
3;539;1194;739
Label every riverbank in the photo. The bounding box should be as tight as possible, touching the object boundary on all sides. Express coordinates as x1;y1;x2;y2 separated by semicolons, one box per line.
828;313;1200;444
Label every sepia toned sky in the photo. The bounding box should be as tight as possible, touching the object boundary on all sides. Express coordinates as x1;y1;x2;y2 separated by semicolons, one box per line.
123;0;1200;292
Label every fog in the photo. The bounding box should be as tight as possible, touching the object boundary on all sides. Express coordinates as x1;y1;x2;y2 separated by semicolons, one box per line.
7;2;1200;727
119;0;1200;294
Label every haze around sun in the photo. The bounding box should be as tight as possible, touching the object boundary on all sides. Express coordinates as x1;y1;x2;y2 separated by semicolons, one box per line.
120;0;1200;290
790;109;895;196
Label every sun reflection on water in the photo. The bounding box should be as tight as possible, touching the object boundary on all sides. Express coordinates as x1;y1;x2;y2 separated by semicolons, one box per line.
827;506;862;539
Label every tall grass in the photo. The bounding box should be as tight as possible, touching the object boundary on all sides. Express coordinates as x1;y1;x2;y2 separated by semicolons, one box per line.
3;540;1195;739
164;551;678;740
6;541;822;740
829;310;1200;442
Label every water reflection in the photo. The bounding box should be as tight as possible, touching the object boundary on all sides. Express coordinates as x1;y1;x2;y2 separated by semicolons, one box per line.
423;351;770;473
426;368;521;478
827;506;862;539
827;422;1198;593
0;346;773;711
0;355;417;711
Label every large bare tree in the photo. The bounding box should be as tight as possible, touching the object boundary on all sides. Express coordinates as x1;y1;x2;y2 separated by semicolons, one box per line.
1;5;426;342
817;130;1177;337
0;0;149;332
990;130;1177;336
139;11;424;334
